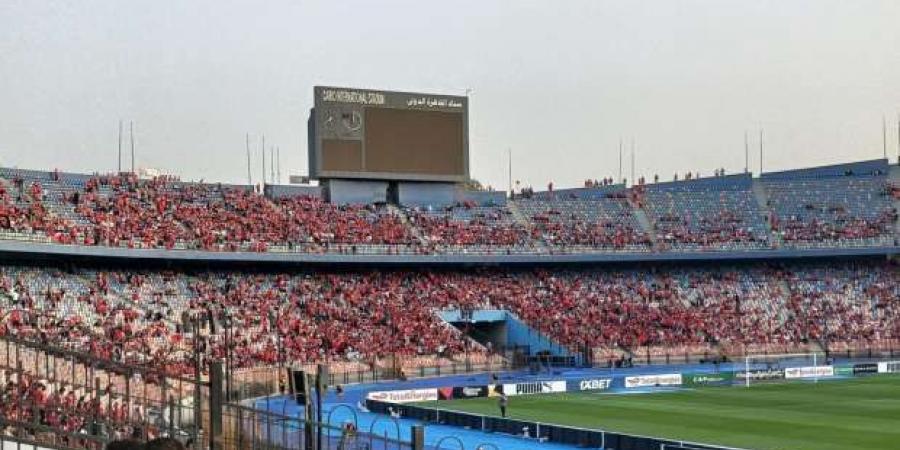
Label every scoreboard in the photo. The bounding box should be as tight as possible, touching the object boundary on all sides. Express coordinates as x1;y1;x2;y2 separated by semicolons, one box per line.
308;86;469;182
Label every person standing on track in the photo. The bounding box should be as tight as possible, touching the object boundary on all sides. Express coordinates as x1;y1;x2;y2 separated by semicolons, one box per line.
498;392;508;418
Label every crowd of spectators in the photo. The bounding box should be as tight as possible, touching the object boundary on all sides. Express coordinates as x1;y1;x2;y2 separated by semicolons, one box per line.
517;198;651;250
0;170;417;253
0;174;75;243
0;167;897;254
0;261;897;379
764;177;897;246
406;203;532;251
0;317;206;449
0;368;151;448
0;355;182;450
72;174;416;252
0;259;897;448
642;184;770;250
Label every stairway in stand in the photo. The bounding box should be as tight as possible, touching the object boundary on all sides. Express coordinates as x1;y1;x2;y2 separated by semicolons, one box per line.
751;179;779;246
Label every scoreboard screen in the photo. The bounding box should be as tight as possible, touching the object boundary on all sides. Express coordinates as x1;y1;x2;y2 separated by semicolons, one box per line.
309;86;469;182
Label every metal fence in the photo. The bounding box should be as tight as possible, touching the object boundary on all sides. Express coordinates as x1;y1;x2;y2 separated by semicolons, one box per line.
0;417;107;450
0;335;208;449
229;358;510;403
369;400;749;450
219;403;415;450
0;335;424;450
588;341;900;368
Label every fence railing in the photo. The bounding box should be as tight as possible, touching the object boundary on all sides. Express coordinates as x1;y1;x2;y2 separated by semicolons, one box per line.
229;358;510;403
0;335;426;450
0;335;209;449
0;417;108;450
588;341;900;368
219;402;417;450
368;399;747;450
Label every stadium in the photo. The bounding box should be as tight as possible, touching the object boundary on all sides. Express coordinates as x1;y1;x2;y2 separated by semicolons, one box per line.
0;83;898;450
2;3;900;450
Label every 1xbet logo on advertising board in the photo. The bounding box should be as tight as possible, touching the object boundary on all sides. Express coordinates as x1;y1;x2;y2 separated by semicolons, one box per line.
579;379;612;391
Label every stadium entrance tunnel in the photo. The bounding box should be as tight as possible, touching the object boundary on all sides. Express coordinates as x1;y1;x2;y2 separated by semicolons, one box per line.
439;309;577;367
447;314;506;349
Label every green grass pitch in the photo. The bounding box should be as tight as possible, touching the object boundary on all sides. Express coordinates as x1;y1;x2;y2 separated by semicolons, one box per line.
429;376;900;450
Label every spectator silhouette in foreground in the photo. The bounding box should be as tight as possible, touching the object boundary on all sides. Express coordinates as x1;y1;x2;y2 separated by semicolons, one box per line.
106;440;144;450
144;437;186;450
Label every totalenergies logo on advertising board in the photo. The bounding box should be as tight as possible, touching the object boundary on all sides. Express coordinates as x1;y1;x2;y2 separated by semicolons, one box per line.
366;388;438;403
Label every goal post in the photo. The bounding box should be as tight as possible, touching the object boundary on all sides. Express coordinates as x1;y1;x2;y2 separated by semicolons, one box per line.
741;352;827;388
660;443;752;450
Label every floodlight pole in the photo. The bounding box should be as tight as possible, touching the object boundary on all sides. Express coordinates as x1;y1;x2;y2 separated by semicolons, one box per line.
261;135;266;187
630;138;635;187
744;131;749;174
618;138;623;184
118;120;123;173
507;148;512;198
130;121;135;174
246;133;252;186
758;129;763;175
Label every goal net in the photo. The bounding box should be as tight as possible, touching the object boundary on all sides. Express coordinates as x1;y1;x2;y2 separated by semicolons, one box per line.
661;444;750;450
740;352;829;388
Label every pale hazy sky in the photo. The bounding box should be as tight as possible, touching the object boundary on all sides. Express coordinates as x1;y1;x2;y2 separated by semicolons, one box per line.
1;0;898;190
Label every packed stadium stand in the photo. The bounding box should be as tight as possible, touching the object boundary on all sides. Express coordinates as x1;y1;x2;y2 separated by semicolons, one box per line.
1;159;896;256
1;261;897;375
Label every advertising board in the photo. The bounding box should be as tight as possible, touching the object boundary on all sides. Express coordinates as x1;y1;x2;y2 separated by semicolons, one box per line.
877;361;900;374
683;372;734;387
734;369;785;381
784;366;834;379
624;374;683;388
572;378;613;391
366;388;438;403
502;380;566;396
833;365;854;376
452;386;489;399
